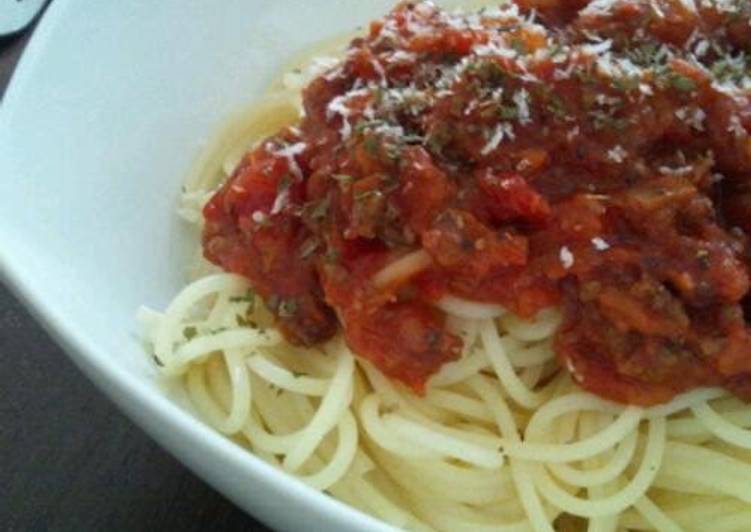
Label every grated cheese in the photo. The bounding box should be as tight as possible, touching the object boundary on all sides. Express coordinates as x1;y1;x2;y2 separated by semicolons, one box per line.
607;145;628;163
273;142;307;179
513;89;531;124
728;115;746;137
580;0;620;16
481;123;515;155
559;246;575;269
582;39;613;57
327;95;354;139
592;237;610;251
659;165;694;176
251;211;268;224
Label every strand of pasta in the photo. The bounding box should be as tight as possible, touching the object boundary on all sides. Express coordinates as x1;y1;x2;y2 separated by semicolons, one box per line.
246;353;330;396
166;328;281;376
281;343;354;472
644;388;726;418
502;396;642;463
547;429;638;487
429;348;490;387
359;394;443;459
621;496;751;531
553;409;579;444
208;349;252;433
379;413;504;468
374;451;517;505
241;408;305;453
520;363;545;389
152;273;249;361
473;500;529;524
500;308;561;343
256;366;358;489
295;410;359;490
186;363;233;429
691;401;751;449
631;496;684;532
372;249;432;289
467;375;557;532
653;441;751;502
587;488;619;532
409;496;532;532
578;412;619;532
347;475;427;530
506;338;557;368
377;391;504;448
532;417;666;518
188;347;359;490
479;319;550;409
669;404;751;442
359;385;505;466
707;510;751;532
361;361;456;425
422;387;495;423
435;295;506;319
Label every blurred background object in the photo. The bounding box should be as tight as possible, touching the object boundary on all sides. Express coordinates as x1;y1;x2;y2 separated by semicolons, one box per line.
0;0;47;37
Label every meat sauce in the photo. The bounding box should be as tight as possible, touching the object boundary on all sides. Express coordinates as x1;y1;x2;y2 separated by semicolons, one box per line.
203;0;751;405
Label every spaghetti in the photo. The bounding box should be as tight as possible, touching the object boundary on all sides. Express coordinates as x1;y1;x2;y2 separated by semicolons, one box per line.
140;1;751;530
139;269;751;530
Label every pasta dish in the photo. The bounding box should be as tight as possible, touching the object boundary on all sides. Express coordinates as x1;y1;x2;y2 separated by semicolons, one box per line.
140;1;751;530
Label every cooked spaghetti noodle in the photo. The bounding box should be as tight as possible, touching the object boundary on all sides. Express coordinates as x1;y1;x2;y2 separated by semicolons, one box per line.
139;265;751;530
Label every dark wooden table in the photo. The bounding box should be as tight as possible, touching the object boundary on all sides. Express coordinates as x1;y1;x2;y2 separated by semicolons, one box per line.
0;19;270;532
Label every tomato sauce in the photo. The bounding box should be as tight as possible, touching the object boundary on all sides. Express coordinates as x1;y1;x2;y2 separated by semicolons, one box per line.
203;0;751;405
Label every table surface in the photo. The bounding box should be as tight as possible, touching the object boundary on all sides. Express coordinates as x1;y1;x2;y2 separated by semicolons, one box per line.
0;18;271;532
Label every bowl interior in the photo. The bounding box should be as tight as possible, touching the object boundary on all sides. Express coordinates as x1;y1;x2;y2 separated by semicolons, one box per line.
0;1;397;530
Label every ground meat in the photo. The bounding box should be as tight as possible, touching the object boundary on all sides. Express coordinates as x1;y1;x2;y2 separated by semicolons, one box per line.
203;0;751;405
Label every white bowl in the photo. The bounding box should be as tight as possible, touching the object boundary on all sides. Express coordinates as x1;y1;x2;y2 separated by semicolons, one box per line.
0;1;398;530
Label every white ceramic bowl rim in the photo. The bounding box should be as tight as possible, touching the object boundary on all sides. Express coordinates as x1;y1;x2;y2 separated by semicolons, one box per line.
0;1;396;530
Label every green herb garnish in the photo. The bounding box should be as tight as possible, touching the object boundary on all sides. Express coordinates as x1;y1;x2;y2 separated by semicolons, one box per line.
670;74;697;93
332;173;354;184
324;248;341;264
354;189;383;202
510;37;528;55
498;105;519;120
183;326;198;341
278;298;299;318
363;136;380;156
304;196;330;221
230;289;256;306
